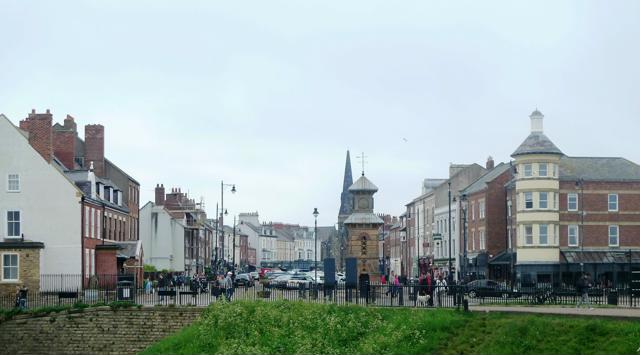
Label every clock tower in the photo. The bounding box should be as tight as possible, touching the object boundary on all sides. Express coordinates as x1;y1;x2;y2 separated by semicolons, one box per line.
344;173;384;280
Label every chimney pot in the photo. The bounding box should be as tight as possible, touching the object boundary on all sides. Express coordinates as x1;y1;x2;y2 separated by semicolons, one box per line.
46;109;50;114
486;156;495;170
31;109;35;114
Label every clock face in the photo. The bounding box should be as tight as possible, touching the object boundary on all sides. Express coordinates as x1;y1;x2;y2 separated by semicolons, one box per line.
358;197;370;209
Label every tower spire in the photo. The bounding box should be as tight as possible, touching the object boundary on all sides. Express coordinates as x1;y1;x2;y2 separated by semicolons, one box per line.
342;150;353;191
338;150;354;220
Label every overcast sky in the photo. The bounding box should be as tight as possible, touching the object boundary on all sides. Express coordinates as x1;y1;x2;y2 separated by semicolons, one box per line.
2;1;639;227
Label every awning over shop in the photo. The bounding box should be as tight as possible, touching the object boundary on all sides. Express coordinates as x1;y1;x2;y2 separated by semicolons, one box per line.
489;251;516;265
561;250;640;264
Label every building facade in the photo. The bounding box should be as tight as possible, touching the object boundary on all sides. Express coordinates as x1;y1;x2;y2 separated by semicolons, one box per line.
140;184;212;275
460;161;512;280
0;114;82;279
510;110;640;287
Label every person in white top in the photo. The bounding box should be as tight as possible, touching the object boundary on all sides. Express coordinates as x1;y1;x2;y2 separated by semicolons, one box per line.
434;274;447;308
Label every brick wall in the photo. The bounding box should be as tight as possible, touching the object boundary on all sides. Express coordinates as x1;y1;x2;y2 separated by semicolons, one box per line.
95;247;118;277
19;109;53;163
85;124;105;177
559;180;640;248
0;248;41;298
0;307;203;355
485;170;511;258
53;129;76;170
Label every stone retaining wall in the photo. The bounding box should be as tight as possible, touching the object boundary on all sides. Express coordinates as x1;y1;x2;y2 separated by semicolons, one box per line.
0;306;204;354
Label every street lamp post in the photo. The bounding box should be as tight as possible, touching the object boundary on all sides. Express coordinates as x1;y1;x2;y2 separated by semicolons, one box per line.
576;178;585;274
417;209;420;277
461;194;468;282
213;203;219;272
313;208;319;286
232;216;236;275
220;181;236;266
448;181;453;281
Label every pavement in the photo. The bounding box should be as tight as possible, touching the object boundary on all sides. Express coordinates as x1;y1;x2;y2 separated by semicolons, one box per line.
470;305;640;318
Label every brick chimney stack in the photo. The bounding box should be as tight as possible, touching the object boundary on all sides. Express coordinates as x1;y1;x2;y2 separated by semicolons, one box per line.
155;184;165;205
486;156;495;170
85;124;105;177
53;115;77;170
19;109;53;163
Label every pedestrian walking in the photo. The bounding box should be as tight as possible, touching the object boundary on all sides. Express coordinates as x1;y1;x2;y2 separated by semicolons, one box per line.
386;271;395;296
224;271;234;301
576;273;593;310
426;273;433;306
434;274;447;308
158;274;167;301
393;274;400;298
144;277;152;294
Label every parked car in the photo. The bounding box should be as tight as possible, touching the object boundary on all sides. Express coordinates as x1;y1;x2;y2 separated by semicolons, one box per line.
234;273;255;287
464;279;519;298
272;274;294;288
266;272;287;280
249;271;259;280
284;274;315;289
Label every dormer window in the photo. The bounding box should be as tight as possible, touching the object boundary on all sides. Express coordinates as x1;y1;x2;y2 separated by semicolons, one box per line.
104;187;111;202
114;190;119;205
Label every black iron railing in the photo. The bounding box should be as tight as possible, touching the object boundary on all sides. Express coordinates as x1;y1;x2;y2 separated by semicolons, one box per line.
2;275;637;310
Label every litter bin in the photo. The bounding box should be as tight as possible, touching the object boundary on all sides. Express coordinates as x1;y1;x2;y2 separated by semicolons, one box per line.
117;281;135;301
607;290;618;305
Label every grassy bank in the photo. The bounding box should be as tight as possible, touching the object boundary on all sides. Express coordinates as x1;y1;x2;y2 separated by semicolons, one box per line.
141;301;640;355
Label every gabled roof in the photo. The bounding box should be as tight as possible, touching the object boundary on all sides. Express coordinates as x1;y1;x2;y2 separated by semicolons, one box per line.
559;156;640;181
461;163;511;196
349;175;378;192
511;133;563;157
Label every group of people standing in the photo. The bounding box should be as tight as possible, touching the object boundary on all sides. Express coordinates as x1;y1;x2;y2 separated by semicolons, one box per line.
145;271;237;302
380;270;449;307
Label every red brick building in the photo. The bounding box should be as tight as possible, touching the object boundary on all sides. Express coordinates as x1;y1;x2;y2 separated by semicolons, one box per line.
557;157;640;286
460;161;512;281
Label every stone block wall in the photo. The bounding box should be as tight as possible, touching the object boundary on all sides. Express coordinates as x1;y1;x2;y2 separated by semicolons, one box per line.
0;306;203;354
0;247;41;298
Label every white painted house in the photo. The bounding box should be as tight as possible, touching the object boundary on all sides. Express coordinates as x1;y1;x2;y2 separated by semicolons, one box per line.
139;201;186;272
0;114;82;276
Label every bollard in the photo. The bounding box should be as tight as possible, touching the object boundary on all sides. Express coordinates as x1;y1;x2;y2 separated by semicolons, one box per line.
463;299;469;312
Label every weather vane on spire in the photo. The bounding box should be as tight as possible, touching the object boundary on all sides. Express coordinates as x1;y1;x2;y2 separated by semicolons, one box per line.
356;152;368;176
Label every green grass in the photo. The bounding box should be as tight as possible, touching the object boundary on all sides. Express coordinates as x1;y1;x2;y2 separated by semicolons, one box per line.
140;301;640;355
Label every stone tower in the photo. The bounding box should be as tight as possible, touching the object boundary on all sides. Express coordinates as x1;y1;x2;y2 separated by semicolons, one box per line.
344;173;384;279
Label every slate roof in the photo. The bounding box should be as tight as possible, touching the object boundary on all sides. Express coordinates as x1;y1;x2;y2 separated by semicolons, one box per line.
561;250;640;264
512;132;563;157
349;175;379;192
115;240;142;259
461;163;511;196
65;170;130;212
559;156;640;181
344;212;384;225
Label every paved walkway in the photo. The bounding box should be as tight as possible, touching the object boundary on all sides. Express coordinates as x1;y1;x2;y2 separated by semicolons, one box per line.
471;305;640;318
